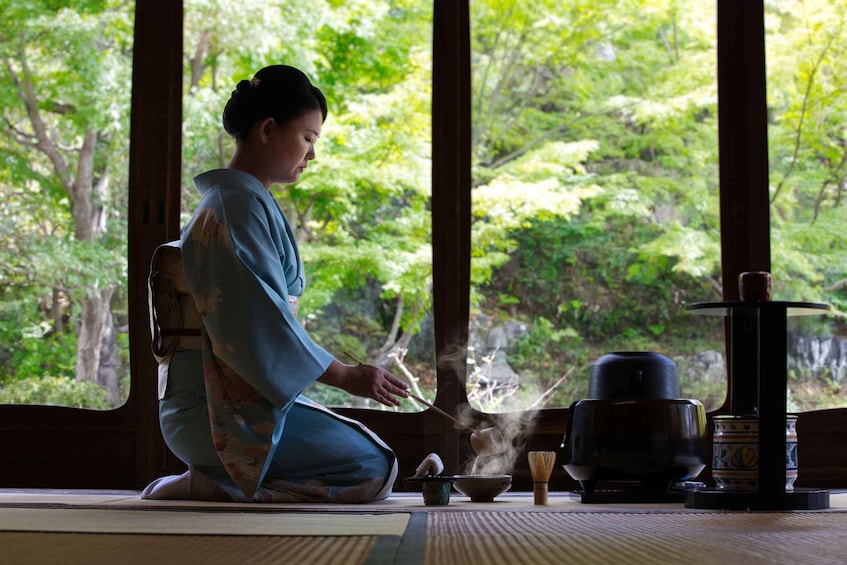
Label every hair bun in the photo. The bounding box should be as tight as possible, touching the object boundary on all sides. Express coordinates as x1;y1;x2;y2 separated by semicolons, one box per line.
222;65;327;141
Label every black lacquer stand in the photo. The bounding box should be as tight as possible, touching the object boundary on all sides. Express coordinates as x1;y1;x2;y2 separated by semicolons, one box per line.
683;301;831;510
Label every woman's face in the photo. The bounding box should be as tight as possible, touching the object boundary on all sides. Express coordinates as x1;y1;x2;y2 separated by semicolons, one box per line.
264;109;323;185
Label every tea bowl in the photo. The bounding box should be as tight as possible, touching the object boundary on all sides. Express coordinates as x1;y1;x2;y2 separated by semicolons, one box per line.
450;474;512;502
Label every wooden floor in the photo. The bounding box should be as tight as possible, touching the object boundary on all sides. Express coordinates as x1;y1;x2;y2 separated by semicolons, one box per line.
1;490;846;564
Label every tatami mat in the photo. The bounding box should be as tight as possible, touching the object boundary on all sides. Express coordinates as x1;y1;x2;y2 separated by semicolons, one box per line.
426;510;847;565
0;507;410;536
0;532;377;565
2;491;847;564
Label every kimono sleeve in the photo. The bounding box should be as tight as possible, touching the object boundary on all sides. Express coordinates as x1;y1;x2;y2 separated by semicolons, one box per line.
181;190;333;409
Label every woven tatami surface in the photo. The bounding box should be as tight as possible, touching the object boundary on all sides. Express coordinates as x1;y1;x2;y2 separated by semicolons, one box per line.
2;491;847;564
426;510;847;565
1;532;376;565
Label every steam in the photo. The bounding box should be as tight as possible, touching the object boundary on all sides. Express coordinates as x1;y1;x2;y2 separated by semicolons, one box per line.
435;339;542;476
462;409;537;476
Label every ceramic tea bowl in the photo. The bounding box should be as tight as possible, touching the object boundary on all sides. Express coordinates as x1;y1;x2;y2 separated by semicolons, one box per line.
450;475;512;502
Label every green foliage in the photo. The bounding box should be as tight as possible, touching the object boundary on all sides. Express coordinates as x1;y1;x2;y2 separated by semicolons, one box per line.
505;318;593;408
0;300;77;381
3;0;847;413
0;376;109;409
0;0;132;407
765;0;847;312
299;380;352;409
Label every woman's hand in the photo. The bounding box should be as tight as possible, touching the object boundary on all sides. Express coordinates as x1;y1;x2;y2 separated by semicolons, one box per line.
318;359;410;407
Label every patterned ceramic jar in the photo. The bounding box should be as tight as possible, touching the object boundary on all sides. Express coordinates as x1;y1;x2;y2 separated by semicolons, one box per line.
712;415;798;491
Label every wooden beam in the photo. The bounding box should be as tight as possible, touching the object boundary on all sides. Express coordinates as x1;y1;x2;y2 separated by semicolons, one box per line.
431;0;472;473
127;0;184;487
717;0;771;297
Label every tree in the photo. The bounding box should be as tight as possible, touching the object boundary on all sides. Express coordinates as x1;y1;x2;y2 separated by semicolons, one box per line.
0;0;133;405
3;0;846;413
766;0;847;311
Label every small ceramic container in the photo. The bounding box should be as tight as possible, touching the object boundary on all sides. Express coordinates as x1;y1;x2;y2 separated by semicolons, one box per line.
421;480;451;506
712;415;798;491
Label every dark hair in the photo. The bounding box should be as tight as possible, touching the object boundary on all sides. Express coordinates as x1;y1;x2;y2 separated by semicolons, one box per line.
222;65;328;141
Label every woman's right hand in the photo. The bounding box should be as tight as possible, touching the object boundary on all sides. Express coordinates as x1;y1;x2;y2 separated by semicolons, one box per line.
317;359;410;407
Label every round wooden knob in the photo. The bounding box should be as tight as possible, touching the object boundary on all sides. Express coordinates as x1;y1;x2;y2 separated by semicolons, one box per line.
738;271;773;301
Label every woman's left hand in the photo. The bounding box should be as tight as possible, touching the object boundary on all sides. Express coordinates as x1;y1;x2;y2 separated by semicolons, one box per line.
318;359;410;407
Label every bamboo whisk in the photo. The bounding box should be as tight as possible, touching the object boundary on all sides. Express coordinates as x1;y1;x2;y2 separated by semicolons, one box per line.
528;451;556;505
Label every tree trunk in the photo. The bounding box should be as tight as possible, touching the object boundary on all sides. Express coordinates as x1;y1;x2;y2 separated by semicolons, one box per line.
75;288;114;383
97;300;121;406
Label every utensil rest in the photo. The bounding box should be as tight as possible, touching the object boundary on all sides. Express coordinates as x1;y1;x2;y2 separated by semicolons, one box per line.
683;301;830;510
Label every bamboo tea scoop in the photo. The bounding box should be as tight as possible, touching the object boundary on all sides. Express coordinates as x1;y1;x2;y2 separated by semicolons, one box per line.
408;392;505;457
343;351;505;456
407;392;474;431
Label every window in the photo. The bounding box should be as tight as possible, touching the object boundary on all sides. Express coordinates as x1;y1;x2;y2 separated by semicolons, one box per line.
0;1;135;409
468;0;726;413
764;0;847;412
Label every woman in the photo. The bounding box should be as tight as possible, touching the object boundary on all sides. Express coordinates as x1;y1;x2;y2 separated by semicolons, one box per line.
142;65;410;503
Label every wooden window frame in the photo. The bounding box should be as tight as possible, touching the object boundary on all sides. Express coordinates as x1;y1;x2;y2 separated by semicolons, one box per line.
0;0;845;491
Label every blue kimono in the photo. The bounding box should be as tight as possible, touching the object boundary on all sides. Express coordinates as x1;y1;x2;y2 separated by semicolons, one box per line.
158;169;397;502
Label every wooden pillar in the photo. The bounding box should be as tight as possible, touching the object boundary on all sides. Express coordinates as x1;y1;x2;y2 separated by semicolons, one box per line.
128;0;184;486
431;0;472;472
717;0;771;293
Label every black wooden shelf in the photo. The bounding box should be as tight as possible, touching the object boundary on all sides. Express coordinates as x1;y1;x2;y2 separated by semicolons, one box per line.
684;300;831;510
